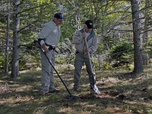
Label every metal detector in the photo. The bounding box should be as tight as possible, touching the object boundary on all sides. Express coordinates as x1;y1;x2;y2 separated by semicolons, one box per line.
34;40;78;100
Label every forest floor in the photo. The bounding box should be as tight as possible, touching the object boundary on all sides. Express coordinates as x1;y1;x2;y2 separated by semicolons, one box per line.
0;64;152;114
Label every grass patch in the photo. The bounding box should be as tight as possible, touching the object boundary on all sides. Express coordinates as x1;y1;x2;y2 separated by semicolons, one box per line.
0;65;152;114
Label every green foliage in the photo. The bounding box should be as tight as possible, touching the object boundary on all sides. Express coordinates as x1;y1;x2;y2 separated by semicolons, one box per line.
96;41;104;54
143;36;152;58
0;54;11;72
55;56;67;64
37;0;51;3
19;50;41;70
110;42;134;62
0;0;151;73
103;62;112;70
0;55;5;69
127;63;134;70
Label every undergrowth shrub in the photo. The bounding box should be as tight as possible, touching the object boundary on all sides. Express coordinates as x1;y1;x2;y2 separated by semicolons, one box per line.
110;42;134;67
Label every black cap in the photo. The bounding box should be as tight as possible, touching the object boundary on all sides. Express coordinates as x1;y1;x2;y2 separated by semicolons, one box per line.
85;20;93;29
54;12;64;20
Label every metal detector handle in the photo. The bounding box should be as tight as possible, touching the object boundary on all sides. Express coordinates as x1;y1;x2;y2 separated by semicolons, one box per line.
34;40;58;53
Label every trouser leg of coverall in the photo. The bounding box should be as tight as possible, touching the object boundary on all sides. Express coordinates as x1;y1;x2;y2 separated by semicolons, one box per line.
85;55;100;94
41;51;55;93
74;53;83;89
85;59;96;89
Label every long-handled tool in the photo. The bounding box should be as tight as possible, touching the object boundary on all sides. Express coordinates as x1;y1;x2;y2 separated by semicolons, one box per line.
34;40;78;100
83;37;100;94
83;37;95;83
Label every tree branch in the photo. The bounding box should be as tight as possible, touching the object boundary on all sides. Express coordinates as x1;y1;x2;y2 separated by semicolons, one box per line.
18;19;39;33
18;3;49;14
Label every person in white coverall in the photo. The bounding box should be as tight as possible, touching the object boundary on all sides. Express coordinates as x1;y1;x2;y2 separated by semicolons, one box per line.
73;20;100;94
38;12;64;95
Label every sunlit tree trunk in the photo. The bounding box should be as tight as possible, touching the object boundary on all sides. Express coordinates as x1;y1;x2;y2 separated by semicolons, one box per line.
11;0;20;78
131;0;144;73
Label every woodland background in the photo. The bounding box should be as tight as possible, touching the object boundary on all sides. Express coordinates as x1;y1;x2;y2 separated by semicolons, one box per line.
1;0;152;114
0;0;152;77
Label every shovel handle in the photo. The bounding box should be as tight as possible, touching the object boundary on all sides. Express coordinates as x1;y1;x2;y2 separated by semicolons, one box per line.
84;37;93;73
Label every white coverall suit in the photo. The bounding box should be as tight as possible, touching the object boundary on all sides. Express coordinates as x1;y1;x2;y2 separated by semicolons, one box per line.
73;28;100;94
38;20;61;93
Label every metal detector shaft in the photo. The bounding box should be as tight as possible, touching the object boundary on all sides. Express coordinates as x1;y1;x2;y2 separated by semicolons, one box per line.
44;52;73;96
38;43;73;97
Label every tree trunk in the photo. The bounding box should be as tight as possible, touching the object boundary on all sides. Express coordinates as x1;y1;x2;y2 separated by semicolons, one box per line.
143;0;150;43
11;0;20;78
131;0;144;73
142;0;150;65
4;0;10;75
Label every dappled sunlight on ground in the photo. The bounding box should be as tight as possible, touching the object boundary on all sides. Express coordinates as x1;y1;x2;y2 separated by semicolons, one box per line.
0;67;152;114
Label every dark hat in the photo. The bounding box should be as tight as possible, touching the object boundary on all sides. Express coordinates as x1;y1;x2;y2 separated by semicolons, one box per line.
54;12;64;20
85;20;93;29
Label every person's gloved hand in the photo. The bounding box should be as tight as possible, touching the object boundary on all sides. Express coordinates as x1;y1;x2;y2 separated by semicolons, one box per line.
82;32;86;39
86;48;91;53
42;44;49;52
48;45;56;50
